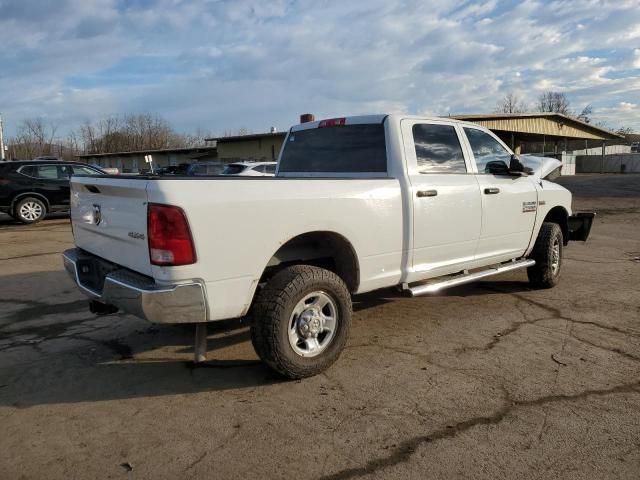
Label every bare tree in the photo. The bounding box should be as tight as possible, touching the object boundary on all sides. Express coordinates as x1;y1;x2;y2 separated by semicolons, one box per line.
537;91;571;115
183;127;214;147
576;104;593;123
77;113;190;154
616;126;634;136
494;93;527;113
8;113;246;160
7;118;61;159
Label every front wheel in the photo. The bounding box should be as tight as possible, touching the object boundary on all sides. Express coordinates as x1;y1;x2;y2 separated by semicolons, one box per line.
15;197;47;224
250;265;352;379
527;222;563;288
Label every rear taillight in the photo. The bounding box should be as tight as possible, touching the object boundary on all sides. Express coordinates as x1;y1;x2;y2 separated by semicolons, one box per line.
148;204;196;266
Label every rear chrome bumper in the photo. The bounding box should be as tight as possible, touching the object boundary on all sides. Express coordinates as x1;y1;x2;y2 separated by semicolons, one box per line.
63;248;207;324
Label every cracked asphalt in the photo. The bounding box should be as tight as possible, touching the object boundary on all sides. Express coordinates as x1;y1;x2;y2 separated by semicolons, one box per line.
1;174;639;480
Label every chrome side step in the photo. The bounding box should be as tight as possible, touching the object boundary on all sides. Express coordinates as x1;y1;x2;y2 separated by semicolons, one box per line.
407;259;536;297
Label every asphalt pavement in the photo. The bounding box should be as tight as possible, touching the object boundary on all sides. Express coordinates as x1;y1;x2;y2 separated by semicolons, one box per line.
0;174;639;479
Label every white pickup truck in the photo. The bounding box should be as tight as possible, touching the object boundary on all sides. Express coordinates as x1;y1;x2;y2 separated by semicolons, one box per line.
63;114;594;378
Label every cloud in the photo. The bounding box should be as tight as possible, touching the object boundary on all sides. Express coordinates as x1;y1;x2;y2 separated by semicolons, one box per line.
0;0;639;138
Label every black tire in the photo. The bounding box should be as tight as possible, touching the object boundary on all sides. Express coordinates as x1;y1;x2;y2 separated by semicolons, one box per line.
14;197;47;224
250;265;352;379
527;222;563;288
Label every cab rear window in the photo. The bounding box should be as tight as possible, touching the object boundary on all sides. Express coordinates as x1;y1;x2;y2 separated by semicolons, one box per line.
279;124;387;174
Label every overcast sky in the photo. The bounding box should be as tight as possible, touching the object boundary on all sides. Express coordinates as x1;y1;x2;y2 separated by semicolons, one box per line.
0;0;638;137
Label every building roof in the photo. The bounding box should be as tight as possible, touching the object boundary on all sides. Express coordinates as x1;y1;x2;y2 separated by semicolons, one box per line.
205;132;286;143
451;112;623;140
76;146;217;159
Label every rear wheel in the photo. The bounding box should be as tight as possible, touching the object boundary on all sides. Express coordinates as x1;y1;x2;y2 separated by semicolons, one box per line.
527;222;563;288
15;197;46;224
250;265;352;379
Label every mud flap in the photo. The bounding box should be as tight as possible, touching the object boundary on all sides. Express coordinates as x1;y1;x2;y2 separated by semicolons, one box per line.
568;212;595;241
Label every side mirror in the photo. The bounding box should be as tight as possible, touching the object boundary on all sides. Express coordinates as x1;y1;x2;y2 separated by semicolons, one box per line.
485;161;510;175
509;154;532;176
509;154;524;172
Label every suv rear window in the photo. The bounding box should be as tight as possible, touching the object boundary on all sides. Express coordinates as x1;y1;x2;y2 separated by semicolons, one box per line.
279;124;387;174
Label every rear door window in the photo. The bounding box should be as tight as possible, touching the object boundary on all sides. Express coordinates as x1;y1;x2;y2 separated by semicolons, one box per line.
35;165;61;179
412;124;467;174
279;123;387;174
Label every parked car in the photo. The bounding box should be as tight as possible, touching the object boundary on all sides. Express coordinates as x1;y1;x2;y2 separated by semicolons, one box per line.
186;162;226;176
156;163;191;176
63;114;594;379
0;160;104;224
222;161;277;176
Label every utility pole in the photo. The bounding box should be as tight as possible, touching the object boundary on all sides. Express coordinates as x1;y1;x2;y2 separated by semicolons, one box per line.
0;114;5;161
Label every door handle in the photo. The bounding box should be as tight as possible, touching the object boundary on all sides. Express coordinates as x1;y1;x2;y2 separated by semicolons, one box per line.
416;190;438;198
484;188;500;195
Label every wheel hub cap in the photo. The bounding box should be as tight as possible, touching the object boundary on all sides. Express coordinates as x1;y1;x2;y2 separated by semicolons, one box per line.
551;239;560;275
20;202;43;221
297;309;322;338
288;291;338;358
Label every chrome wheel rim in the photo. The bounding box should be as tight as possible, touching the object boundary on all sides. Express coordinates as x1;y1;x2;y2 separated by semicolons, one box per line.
551;238;561;275
288;291;338;358
19;201;43;221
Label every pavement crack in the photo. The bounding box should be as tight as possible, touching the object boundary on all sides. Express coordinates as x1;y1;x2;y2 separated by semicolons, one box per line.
566;331;640;363
319;381;640;480
185;451;207;471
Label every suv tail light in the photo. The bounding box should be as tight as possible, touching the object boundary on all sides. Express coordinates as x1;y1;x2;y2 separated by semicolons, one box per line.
148;204;196;266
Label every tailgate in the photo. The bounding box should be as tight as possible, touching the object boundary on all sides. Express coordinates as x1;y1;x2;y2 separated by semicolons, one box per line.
70;176;152;276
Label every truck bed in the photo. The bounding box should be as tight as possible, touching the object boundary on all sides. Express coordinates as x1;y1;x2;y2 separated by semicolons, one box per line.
70;174;404;320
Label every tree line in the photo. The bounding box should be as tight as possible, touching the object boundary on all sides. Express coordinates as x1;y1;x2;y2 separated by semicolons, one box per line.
5;114;250;161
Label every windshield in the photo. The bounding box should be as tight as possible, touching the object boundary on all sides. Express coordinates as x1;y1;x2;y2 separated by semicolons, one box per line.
222;164;247;175
279;123;387;174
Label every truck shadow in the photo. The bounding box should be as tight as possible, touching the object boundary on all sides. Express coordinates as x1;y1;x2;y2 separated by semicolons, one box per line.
0;270;534;408
3;359;279;408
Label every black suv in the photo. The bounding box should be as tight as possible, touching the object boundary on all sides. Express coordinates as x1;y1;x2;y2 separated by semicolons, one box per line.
0;160;105;224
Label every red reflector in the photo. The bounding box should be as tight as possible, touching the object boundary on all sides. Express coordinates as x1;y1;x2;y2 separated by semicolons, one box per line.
318;118;346;128
148;204;196;266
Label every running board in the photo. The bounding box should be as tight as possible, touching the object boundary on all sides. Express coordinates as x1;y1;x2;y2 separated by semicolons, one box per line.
407;259;536;297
